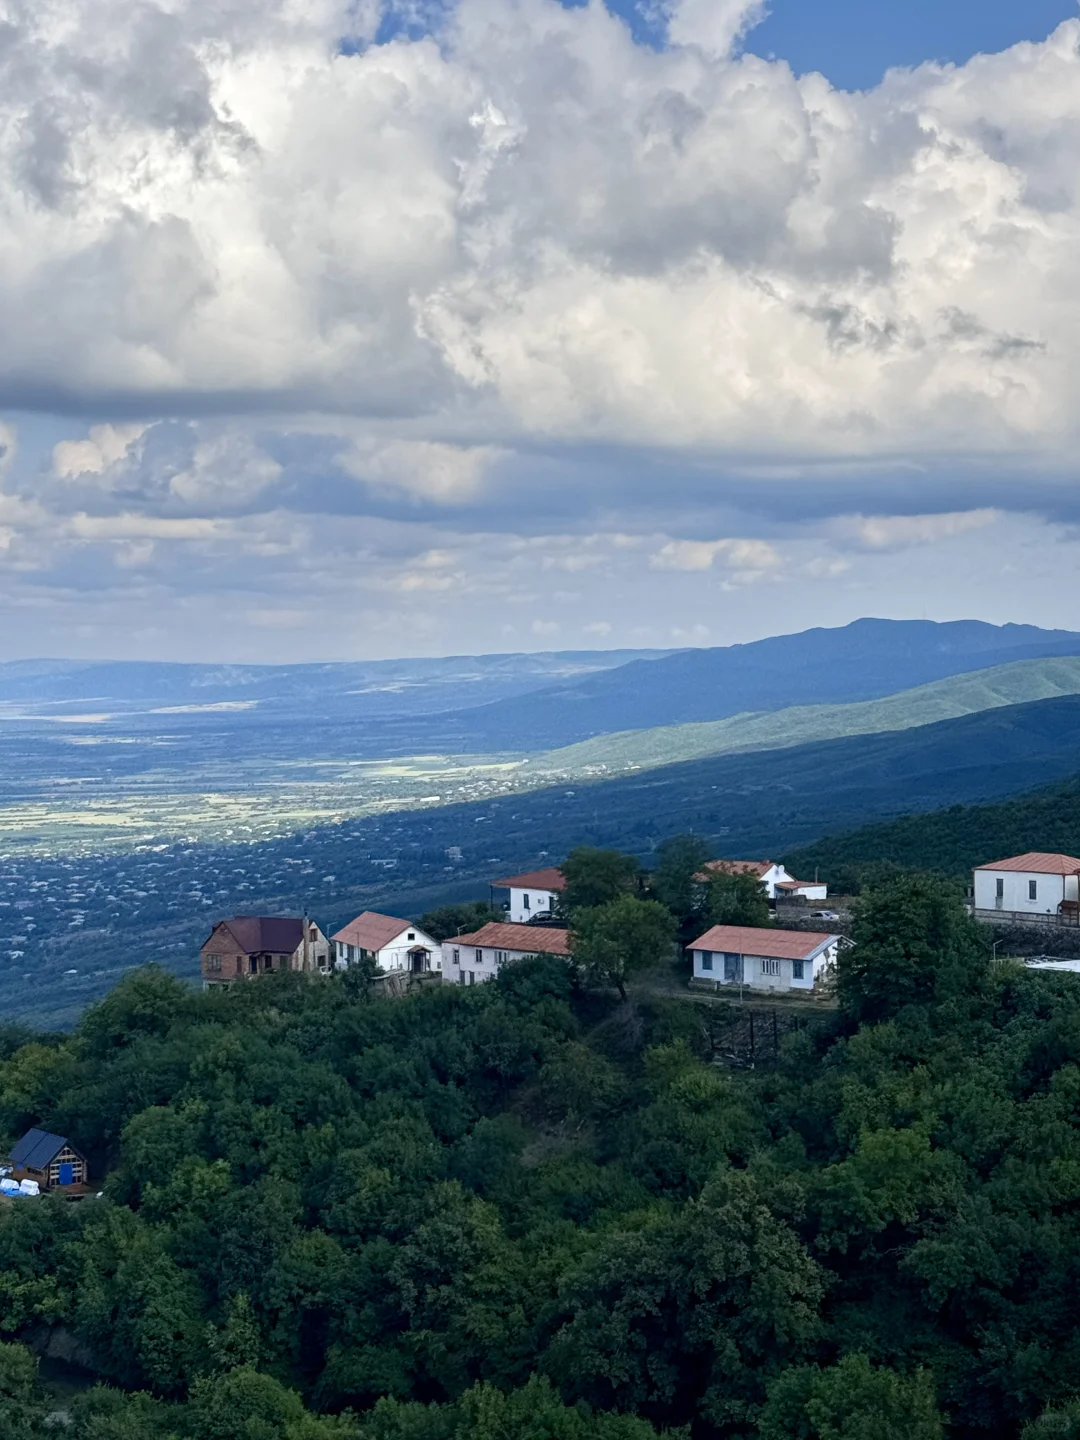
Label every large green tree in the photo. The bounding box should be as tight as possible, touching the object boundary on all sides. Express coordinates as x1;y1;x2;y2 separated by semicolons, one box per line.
559;848;640;914
649;835;713;921
570;896;676;999
705;869;771;929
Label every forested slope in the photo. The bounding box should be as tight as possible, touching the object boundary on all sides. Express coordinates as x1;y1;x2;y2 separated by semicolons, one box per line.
784;774;1080;883
2;880;1080;1438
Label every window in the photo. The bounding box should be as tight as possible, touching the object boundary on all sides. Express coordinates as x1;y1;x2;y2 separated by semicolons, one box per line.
761;958;781;977
468;971;475;985
475;948;484;963
249;956;257;974
792;959;805;981
408;931;415;940
700;951;713;971
452;948;460;963
309;927;317;942
523;893;531;909
1029;880;1038;901
996;878;1005;899
206;953;222;973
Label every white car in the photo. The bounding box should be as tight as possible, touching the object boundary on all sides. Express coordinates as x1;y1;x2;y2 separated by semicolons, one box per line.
809;910;840;921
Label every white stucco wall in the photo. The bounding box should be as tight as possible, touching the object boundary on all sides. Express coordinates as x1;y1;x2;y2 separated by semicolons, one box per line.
692;941;837;992
507;886;560;924
973;869;1077;916
441;942;536;984
335;925;440;972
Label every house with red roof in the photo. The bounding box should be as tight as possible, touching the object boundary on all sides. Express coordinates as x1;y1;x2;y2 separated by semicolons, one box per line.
331;911;440;974
442;921;571;986
200;916;330;986
699;859;827;902
687;923;841;994
973;853;1080;921
491;866;567;923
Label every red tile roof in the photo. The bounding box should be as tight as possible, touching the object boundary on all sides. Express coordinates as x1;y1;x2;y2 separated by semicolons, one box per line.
775;879;816;890
492;867;566;891
698;860;774;880
975;852;1080;875
688;924;838;960
448;921;572;956
207;916;305;955
332;911;422;951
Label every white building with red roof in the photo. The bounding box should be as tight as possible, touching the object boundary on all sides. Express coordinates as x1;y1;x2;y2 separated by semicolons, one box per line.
442;921;571;986
687;923;841;994
331;911;441;974
973;853;1080;920
491;866;567;923
699;860;826;902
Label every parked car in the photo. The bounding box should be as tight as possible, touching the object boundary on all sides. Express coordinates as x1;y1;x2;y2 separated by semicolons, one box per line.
809;910;840;921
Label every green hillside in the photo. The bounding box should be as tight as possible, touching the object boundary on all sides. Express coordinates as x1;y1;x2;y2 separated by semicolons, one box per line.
783;773;1080;884
526;655;1080;777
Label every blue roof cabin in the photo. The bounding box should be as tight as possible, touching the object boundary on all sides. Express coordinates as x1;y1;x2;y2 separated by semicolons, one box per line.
7;1128;88;1191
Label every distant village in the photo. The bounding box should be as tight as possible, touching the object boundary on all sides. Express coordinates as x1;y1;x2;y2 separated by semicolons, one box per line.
7;849;1080;1203
195;848;1080;1003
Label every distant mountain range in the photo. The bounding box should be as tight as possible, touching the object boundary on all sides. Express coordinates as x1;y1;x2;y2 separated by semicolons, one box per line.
413;617;1080;752
0;648;666;719
527;654;1080;777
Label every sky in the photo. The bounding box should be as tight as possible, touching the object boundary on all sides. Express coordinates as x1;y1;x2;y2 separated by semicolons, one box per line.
2;0;1080;662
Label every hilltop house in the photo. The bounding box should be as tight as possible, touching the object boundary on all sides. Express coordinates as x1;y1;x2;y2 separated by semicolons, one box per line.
442;921;571;985
491;867;567;923
688;923;841;994
332;912;440;973
200;916;330;986
7;1128;88;1191
700;860;827;902
973;853;1080;921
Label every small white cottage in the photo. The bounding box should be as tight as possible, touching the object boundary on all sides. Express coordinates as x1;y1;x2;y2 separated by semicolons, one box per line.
973;853;1080;920
699;860;827;902
491;867;567;924
442;921;571;986
331;912;440;974
688;923;841;994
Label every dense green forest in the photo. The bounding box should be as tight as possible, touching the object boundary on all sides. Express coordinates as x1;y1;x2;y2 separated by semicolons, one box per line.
3;876;1080;1437
785;774;1080;888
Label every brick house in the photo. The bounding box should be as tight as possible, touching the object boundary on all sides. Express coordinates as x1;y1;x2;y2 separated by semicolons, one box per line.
200;916;330;986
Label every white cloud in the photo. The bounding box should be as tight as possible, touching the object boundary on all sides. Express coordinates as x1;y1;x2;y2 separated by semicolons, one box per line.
340;440;506;503
666;0;769;60
583;620;612;637
53;425;147;479
834;509;1002;551
531;619;561;637
651;537;784;572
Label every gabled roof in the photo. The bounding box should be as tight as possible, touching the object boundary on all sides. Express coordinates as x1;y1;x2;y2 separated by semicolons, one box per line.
332;911;427;951
492;867;566;891
688;924;839;961
698;860;776;880
448;921;572;956
975;853;1080;875
775;879;819;890
9;1128;74;1170
206;916;305;955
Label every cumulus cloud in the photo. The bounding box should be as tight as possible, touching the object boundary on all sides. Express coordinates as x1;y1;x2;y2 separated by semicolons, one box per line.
1;0;1080;654
339;440;505;503
833;509;1003;551
53;425;147;479
0;0;1077;468
651;537;783;573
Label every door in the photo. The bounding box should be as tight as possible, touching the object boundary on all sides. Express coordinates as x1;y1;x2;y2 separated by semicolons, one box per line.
58;1162;74;1186
995;878;1004;910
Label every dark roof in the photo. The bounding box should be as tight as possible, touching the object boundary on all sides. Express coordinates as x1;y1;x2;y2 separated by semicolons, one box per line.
9;1128;72;1170
449;921;572;956
492;867;566;891
205;916;305;954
